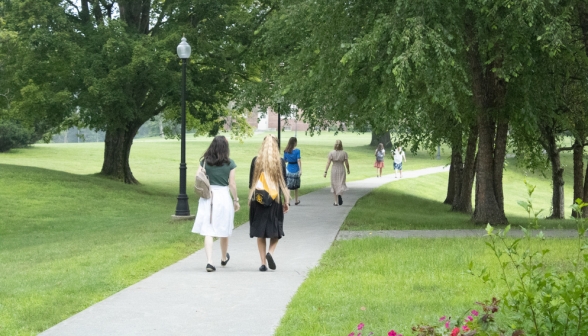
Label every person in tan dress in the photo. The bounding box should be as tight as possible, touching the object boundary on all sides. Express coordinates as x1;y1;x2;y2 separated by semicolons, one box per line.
324;140;350;206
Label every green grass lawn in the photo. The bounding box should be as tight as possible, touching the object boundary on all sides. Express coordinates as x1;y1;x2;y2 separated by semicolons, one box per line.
275;237;580;335
0;131;443;335
342;154;577;230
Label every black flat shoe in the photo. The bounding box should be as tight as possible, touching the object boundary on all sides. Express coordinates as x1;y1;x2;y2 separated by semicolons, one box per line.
259;265;267;272
206;264;216;272
333;203;338;206
295;200;300;205
221;253;230;266
266;252;276;270
338;195;343;205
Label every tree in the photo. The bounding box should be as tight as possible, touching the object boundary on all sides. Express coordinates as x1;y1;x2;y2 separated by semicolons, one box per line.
1;0;271;183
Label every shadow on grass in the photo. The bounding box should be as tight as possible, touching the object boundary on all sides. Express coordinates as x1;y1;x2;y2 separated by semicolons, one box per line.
342;187;576;231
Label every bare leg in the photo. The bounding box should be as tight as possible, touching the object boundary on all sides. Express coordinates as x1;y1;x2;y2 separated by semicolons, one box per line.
333;192;338;204
268;238;279;255
220;237;229;261
257;238;267;265
204;236;214;264
379;167;383;176
376;167;379;177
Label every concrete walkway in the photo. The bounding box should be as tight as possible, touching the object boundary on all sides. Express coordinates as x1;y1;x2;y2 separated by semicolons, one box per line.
42;166;447;336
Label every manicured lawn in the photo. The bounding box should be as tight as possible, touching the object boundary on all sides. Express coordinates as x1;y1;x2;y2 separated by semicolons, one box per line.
342;155;576;230
275;237;579;335
0;131;442;335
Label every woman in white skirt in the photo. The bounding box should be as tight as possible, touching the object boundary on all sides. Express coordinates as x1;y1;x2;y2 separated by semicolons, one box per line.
192;135;240;272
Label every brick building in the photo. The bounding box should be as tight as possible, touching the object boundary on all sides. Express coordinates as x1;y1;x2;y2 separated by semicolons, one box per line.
246;106;310;132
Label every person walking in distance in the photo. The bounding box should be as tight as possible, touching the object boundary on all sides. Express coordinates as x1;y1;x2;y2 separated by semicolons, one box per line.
393;146;407;178
284;137;302;205
374;142;385;177
192;135;240;272
324;140;350;206
248;134;290;272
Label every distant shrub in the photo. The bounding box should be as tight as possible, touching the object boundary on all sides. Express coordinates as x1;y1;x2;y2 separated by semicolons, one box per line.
0;120;36;152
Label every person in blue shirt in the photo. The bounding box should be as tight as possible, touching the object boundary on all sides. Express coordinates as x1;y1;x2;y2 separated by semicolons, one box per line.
283;137;302;205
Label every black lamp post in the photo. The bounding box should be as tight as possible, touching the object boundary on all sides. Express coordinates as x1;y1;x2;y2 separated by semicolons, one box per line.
174;36;191;217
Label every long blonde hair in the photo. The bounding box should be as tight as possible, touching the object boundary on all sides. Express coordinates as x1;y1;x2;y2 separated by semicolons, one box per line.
249;134;290;203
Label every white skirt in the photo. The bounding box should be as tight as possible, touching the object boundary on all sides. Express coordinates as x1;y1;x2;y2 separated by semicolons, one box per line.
192;185;235;237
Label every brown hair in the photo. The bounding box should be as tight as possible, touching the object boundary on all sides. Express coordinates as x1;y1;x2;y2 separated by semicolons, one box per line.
249;135;289;203
377;143;384;151
334;140;343;151
284;137;297;154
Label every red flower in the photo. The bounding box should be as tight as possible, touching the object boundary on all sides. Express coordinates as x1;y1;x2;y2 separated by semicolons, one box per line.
451;327;460;336
357;323;364;330
388;331;397;336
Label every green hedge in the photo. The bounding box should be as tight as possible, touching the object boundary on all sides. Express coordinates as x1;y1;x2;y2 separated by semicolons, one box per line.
0;120;36;152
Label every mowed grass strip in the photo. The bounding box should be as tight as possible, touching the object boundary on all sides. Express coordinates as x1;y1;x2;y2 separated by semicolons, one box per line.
342;156;576;230
0;131;443;335
275;237;579;335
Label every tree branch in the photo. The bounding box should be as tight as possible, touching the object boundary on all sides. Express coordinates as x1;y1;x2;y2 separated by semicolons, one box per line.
63;0;81;15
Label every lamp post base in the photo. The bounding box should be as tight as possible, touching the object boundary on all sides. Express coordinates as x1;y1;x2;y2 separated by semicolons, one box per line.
171;214;196;221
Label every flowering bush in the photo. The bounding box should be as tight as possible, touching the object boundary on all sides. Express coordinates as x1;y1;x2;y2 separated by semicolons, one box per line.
410;298;521;336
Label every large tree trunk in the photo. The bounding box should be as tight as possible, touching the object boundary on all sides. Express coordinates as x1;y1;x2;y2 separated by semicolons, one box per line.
548;151;565;219
452;126;478;213
465;10;508;224
540;128;565;219
370;130;391;148
493;121;508;213
100;122;143;184
445;138;462;205
582;153;588;217
573;140;584;218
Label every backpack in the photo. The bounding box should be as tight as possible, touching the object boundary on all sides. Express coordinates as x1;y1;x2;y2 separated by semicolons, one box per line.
194;161;211;199
253;172;278;207
376;150;384;162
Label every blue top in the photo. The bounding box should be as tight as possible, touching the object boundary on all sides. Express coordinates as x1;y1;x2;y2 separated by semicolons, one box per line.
284;148;301;173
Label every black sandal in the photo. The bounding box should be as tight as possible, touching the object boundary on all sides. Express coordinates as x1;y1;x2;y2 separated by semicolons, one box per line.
295;200;300;205
333;203;338;206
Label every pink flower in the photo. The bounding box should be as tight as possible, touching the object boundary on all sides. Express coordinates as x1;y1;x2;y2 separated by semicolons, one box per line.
358;323;364;330
348;333;355;336
439;316;446;321
462;325;470;331
471;310;479;316
451;327;460;336
445;321;450;329
388;330;397;336
466;315;473;322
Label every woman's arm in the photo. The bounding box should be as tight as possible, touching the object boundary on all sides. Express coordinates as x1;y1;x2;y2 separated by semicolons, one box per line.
297;158;302;174
324;157;332;178
248;157;256;206
229;169;240;212
344;159;350;174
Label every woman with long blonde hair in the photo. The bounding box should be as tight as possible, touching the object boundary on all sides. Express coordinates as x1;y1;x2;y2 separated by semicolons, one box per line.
248;134;290;271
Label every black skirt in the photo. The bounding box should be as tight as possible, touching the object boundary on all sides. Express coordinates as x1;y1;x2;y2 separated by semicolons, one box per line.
249;200;284;238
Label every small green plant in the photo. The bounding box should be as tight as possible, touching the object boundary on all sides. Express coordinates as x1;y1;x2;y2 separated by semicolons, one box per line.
478;181;588;335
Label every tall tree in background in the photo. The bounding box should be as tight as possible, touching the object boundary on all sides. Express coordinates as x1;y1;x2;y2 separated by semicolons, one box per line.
1;0;271;183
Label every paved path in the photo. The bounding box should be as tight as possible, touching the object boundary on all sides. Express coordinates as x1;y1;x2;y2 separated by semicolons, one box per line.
41;167;449;336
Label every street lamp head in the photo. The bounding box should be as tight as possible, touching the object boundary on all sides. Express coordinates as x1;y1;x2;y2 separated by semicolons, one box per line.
177;36;191;59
